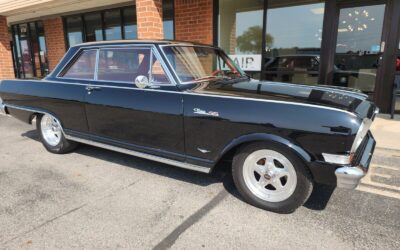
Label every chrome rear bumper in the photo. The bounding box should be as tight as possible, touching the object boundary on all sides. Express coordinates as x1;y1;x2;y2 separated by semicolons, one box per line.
335;132;376;189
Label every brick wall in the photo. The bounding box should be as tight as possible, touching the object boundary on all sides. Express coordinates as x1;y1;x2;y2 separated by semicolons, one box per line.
136;0;164;39
174;0;213;45
0;16;14;79
43;17;66;71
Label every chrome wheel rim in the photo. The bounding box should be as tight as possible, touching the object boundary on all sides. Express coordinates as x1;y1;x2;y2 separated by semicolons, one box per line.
242;149;297;202
41;114;62;146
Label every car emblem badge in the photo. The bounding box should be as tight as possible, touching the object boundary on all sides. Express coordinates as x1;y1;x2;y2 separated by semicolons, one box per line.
197;148;211;154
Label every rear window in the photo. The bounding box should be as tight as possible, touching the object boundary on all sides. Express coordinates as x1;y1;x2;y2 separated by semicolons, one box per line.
61;50;97;79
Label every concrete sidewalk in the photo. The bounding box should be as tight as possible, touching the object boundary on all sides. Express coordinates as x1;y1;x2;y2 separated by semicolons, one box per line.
371;114;400;151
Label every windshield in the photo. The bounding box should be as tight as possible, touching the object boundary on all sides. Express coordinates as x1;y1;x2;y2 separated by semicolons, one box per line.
162;46;244;83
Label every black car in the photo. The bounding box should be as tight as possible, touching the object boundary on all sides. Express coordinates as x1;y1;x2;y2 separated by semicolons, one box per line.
0;40;378;213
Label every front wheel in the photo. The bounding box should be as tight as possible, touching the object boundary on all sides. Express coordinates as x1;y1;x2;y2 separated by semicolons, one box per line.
37;114;78;154
232;142;313;213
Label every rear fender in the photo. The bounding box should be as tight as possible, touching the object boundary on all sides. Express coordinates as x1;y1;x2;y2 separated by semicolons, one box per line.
5;104;63;127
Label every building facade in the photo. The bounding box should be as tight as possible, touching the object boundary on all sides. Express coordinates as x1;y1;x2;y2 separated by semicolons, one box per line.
0;0;399;113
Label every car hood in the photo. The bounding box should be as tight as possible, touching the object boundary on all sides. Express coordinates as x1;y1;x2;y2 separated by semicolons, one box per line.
182;79;377;119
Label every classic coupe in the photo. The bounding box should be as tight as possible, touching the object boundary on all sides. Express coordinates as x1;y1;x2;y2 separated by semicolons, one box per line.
0;40;377;213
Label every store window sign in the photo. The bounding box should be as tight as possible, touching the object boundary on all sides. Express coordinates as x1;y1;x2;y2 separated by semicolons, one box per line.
228;54;261;71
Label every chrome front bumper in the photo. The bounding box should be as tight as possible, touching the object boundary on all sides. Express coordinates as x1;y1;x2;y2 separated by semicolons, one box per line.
335;132;376;189
0;101;6;115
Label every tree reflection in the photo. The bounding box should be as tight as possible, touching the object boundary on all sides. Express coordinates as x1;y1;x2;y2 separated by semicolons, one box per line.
236;26;273;54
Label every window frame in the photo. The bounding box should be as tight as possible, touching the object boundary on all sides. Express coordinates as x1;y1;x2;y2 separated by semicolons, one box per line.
57;44;177;86
58;48;98;80
63;5;138;49
159;44;245;85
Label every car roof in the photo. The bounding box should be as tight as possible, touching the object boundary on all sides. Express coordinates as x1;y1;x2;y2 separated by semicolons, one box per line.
71;39;215;49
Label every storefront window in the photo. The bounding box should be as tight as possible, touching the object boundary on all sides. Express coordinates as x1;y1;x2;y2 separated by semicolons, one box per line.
394;43;400;114
104;9;122;40
84;13;103;42
65;16;83;47
65;6;140;47
123;7;137;39
218;0;264;79
333;5;385;100
163;0;174;39
11;21;48;79
262;1;325;85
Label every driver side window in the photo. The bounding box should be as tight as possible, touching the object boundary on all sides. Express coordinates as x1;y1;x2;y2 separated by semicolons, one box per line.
96;47;171;85
98;48;151;82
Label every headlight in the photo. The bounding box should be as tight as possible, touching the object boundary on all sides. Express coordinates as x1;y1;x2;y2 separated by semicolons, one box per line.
350;118;372;153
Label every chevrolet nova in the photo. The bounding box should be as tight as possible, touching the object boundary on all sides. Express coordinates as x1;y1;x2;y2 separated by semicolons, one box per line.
0;40;377;213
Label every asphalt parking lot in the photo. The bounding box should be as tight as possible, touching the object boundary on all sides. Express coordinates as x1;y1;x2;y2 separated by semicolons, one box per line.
0;114;399;249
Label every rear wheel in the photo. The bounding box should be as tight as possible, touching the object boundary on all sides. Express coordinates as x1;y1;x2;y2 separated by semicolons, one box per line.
37;114;78;154
232;142;313;213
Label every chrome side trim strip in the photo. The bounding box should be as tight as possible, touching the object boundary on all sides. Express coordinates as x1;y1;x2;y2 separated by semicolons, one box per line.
64;134;211;174
4;103;211;173
4;103;44;114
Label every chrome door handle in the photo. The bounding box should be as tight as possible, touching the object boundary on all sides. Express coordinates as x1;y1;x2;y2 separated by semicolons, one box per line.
86;86;102;94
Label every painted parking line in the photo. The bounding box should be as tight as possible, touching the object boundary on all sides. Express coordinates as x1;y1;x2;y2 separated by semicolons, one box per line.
372;173;392;179
357;185;400;200
356;162;400;199
371;164;399;171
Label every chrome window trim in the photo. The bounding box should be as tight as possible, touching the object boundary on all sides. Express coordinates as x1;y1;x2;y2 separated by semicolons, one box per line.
94;49;100;81
56;48;98;80
56;44;177;86
159;44;221;85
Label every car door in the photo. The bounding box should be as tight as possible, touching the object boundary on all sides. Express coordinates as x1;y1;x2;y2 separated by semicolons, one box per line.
83;46;185;160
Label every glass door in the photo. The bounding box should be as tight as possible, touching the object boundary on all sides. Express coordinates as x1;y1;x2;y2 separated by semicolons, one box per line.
332;4;386;99
261;0;325;85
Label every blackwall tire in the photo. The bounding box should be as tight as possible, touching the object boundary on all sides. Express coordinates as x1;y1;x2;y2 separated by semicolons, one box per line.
232;142;313;213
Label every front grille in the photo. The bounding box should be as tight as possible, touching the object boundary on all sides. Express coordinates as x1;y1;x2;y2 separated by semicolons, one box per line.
352;134;369;165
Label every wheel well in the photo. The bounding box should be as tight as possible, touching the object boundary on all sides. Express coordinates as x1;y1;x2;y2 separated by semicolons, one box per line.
212;140;313;176
29;112;41;124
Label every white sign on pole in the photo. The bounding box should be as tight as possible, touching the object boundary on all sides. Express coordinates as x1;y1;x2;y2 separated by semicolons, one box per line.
229;54;261;71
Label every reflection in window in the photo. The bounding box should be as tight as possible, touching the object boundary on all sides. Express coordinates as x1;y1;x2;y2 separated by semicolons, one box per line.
11;21;48;79
84;13;103;42
151;57;170;84
218;0;263;79
123;7;137;39
333;5;385;97
62;50;97;79
64;6;138;48
98;48;151;82
163;46;242;83
262;1;325;85
104;9;122;40
65;16;83;47
163;0;174;39
394;49;400;114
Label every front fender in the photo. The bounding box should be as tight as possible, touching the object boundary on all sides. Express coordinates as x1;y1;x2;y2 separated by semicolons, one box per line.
216;133;313;164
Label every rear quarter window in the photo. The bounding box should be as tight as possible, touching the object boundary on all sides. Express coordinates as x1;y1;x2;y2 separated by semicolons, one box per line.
60;50;97;80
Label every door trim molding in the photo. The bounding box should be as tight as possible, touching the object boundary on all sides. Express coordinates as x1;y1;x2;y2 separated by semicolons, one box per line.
64;133;212;174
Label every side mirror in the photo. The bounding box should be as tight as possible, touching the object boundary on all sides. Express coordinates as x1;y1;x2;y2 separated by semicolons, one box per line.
135;75;149;89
